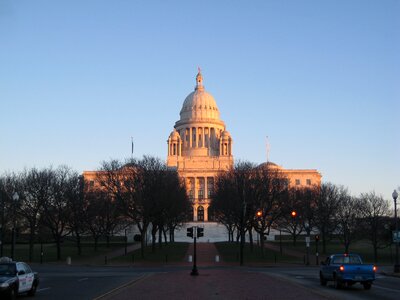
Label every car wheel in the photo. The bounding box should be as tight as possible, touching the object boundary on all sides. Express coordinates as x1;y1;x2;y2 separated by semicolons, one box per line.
333;274;342;289
28;281;38;296
9;287;17;300
363;282;371;290
319;272;327;286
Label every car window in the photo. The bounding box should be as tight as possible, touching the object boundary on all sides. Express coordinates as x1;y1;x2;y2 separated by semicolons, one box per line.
332;255;362;264
0;264;16;275
16;263;25;273
22;263;32;273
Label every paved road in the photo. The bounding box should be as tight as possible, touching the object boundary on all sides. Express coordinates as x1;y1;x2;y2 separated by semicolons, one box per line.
26;264;400;300
258;266;400;300
27;264;156;300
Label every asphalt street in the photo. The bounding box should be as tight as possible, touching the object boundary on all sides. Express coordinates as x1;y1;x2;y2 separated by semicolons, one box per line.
24;264;400;300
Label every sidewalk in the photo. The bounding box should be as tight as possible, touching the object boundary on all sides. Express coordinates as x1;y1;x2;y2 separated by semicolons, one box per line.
97;268;326;300
185;242;222;266
73;243;142;265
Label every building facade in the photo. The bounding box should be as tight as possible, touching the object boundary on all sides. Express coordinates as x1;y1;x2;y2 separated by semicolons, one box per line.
167;71;322;222
167;70;233;222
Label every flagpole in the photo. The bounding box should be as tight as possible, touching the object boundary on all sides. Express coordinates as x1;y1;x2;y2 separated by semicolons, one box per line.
131;137;134;160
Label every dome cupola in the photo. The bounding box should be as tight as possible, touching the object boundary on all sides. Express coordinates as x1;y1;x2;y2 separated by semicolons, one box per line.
179;69;221;122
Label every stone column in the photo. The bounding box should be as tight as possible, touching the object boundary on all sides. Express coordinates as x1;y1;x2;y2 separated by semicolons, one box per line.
202;127;205;147
193;204;198;221
204;205;209;222
194;177;197;203
189;128;192;148
204;177;208;200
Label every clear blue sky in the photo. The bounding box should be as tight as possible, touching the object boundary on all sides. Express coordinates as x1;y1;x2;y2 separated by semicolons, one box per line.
1;0;399;201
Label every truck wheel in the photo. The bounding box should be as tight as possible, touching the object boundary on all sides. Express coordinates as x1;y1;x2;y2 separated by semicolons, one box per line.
319;272;327;286
363;282;371;290
333;274;342;289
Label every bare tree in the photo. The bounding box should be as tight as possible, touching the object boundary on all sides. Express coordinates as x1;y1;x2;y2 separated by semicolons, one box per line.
276;187;306;246
336;190;363;253
19;168;54;262
0;173;20;257
251;164;288;254
359;192;391;262
66;175;86;255
313;182;342;254
41;166;76;260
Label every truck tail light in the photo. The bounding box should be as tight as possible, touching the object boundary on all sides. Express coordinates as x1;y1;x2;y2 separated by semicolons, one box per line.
339;265;345;272
373;266;377;272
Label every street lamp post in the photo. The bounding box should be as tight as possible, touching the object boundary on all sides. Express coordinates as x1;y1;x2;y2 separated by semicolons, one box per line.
305;221;310;266
393;190;399;273
0;192;3;257
11;192;19;260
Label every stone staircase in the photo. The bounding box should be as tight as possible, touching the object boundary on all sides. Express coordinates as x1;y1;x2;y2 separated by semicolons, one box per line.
174;222;229;242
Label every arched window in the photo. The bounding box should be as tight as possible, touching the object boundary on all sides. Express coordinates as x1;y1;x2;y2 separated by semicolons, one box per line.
197;206;204;221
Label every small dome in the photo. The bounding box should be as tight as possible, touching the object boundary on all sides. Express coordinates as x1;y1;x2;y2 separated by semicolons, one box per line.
258;162;281;169
179;71;221;121
169;130;180;141
221;130;231;139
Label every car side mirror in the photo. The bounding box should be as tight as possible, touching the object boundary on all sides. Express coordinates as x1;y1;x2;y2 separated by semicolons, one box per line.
18;270;25;275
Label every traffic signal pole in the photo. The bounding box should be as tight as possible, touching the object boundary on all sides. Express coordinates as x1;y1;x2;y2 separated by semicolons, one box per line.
191;235;199;276
187;225;204;276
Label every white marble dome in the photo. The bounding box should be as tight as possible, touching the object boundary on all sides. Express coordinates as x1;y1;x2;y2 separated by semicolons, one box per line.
179;71;221;121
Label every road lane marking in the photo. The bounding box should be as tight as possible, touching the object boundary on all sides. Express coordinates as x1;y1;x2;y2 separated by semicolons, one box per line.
78;277;89;282
373;285;400;292
93;273;152;300
37;287;51;292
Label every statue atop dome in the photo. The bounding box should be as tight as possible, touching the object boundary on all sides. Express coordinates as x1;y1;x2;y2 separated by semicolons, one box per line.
195;67;204;91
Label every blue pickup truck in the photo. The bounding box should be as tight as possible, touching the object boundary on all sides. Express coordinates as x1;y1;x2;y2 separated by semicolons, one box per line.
319;254;376;290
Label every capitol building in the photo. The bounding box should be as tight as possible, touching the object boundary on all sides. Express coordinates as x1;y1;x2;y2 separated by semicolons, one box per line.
167;70;321;223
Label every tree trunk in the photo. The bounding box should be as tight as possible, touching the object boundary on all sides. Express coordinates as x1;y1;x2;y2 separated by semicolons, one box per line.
260;232;265;256
28;224;35;262
163;228;168;245
158;227;162;248
248;227;253;252
76;232;82;255
106;235;110;248
94;236;98;252
56;236;62;261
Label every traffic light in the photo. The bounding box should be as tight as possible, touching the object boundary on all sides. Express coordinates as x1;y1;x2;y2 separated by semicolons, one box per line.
291;211;297;218
256;211;262;218
315;235;320;242
197;227;204;238
187;227;193;238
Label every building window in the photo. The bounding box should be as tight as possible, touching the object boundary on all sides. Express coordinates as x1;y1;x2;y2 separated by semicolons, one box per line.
306;179;311;185
197;206;204;221
89;180;94;188
295;179;301;185
189;190;194;200
198;189;204;200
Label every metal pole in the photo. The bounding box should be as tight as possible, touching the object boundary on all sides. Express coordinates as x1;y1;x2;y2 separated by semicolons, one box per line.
11;204;16;260
316;238;319;265
306;226;310;266
191;235;198;276
395;198;399;273
279;229;282;255
125;229;127;255
40;242;43;264
0;193;3;257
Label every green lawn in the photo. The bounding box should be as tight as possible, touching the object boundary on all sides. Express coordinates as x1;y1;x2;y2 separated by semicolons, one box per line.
1;241;131;263
215;242;300;264
269;239;396;264
111;242;189;264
